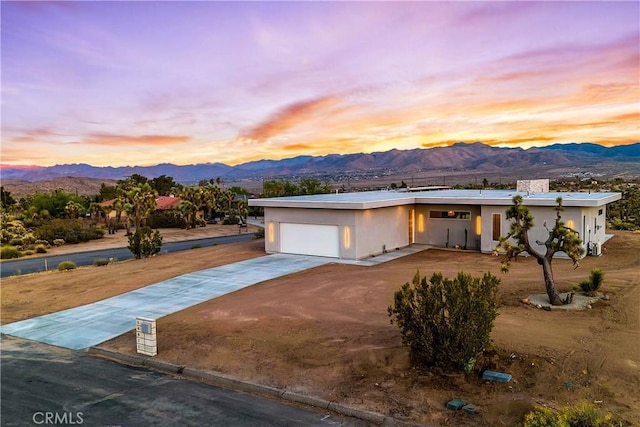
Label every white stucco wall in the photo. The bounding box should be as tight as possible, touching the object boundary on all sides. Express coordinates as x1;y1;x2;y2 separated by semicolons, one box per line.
263;207;357;259
415;204;481;249
354;205;411;259
264;205;412;260
481;204;594;259
263;199;610;260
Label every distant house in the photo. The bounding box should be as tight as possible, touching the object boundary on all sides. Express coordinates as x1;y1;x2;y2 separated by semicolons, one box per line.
155;195;182;211
98;199;127;222
249;180;621;260
99;195;182;222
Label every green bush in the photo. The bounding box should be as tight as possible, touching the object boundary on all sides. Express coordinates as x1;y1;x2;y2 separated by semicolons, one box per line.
388;271;499;370
148;210;184;228
93;258;109;267
254;228;265;239
35;245;47;254
9;238;24;246
34;219;105;245
222;215;239;225
57;261;77;271
0;246;22;259
23;250;34;256
608;219;637;231
127;227;163;259
524;401;621;427
575;268;605;296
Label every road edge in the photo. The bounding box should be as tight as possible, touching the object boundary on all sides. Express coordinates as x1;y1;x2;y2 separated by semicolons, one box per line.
87;346;426;427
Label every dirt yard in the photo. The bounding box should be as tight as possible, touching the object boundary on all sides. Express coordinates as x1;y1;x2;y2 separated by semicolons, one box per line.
2;230;638;426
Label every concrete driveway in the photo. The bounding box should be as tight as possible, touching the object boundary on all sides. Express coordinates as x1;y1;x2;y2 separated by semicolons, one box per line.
1;254;329;350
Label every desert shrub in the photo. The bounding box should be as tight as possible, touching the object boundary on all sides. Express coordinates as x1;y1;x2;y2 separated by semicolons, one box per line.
0;246;22;259
93;258;109;267
57;261;77;271
191;244;202;249
22;233;36;245
35;245;47;254
524;406;558;427
9;238;24;246
148;210;183;228
575;268;605;296
524;401;621;427
222;215;239;225
23;250;34;256
254;228;265;239
127;227;163;259
53;239;66;246
388;271;499;370
1;219;28;244
34;219;105;245
608;219;637;231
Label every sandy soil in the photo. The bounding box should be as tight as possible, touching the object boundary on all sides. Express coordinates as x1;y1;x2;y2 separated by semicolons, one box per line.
2;231;638;426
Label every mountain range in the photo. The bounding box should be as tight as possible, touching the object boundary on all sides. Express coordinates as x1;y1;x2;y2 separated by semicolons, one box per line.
2;142;639;184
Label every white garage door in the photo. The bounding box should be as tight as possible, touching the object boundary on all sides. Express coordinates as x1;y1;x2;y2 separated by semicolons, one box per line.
280;223;340;258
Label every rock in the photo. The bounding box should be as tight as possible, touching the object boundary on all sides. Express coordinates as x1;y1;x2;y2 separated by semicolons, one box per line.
446;399;466;411
462;404;478;414
521;298;529;304
536;304;542;309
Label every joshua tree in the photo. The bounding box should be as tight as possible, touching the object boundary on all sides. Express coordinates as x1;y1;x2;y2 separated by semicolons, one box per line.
119;182;158;231
180;184;221;227
495;195;584;305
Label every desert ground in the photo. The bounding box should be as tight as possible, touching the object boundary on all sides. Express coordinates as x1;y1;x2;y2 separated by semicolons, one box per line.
2;229;638;426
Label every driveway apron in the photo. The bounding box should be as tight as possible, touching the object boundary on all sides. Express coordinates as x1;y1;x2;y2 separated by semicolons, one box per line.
1;254;329;350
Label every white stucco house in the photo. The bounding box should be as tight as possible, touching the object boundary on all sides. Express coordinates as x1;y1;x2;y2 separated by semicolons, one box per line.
249;181;621;261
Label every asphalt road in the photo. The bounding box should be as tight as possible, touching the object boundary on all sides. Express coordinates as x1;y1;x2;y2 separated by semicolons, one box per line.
0;234;254;278
1;336;363;427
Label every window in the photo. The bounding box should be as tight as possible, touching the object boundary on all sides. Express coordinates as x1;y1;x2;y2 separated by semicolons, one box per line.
492;214;501;241
598;209;603;216
429;210;470;219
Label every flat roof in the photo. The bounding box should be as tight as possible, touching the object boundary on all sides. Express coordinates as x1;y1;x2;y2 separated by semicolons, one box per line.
249;189;621;210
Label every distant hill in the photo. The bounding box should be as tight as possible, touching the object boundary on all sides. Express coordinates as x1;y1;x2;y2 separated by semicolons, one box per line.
1;142;638;186
1;177;118;199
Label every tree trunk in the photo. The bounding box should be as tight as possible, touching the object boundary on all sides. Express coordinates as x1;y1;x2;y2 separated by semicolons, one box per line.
541;257;563;305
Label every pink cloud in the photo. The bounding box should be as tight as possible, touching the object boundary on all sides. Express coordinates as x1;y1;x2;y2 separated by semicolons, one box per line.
82;134;190;146
241;96;340;142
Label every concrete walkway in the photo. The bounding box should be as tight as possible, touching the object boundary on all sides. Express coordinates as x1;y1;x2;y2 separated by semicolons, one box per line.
1;254;329;350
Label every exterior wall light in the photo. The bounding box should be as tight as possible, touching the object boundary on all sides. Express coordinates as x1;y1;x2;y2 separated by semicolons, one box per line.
343;226;351;249
267;222;275;243
475;216;482;235
417;213;425;232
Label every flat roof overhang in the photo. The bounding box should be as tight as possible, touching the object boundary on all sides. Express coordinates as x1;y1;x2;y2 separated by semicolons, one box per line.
249;190;622;210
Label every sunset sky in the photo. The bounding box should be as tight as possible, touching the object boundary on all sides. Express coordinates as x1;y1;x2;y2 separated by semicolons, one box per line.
1;1;639;167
